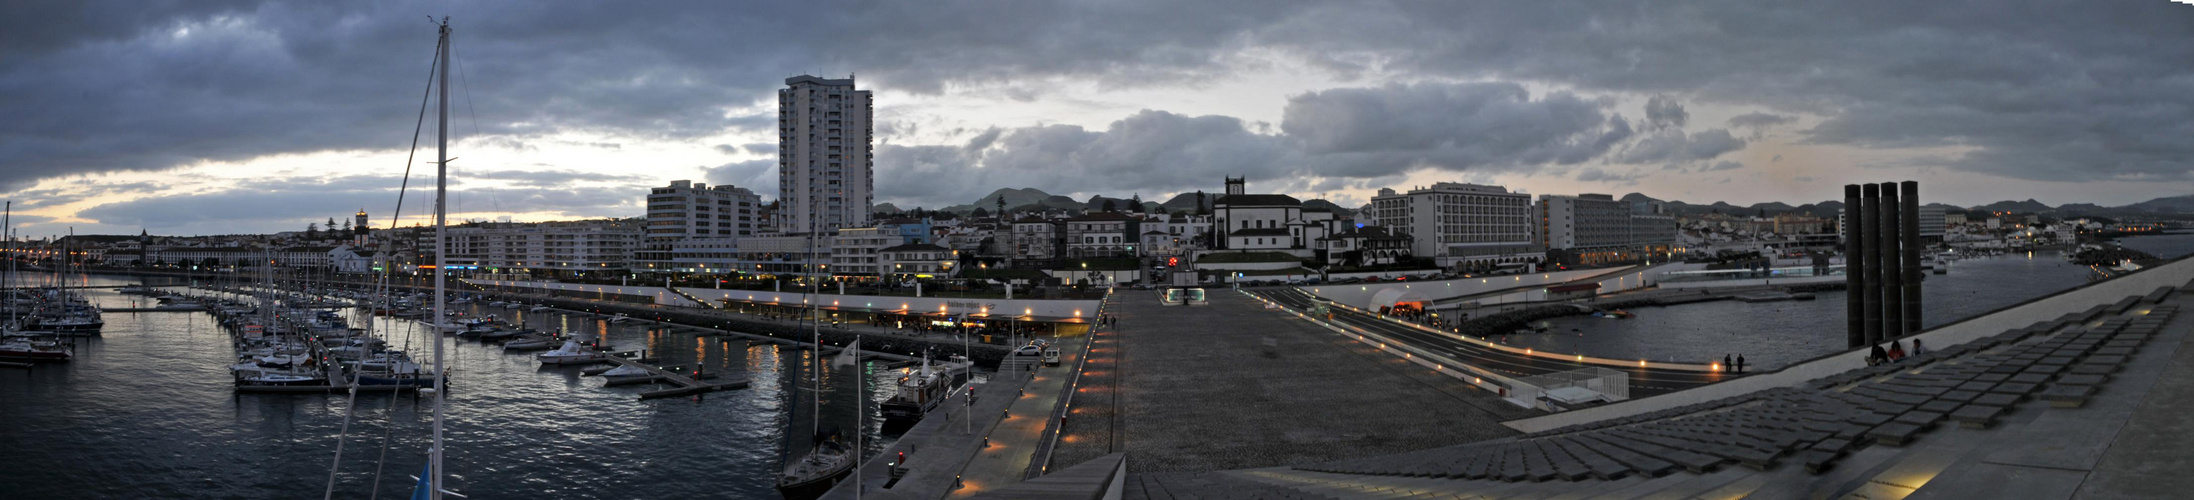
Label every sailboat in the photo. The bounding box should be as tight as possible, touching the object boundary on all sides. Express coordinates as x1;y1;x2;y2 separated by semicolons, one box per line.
0;203;71;361
777;205;857;499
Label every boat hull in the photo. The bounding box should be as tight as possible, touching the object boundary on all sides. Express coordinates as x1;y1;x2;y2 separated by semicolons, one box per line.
775;464;853;500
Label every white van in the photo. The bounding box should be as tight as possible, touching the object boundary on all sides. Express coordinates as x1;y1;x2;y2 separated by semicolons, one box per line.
1042;347;1062;366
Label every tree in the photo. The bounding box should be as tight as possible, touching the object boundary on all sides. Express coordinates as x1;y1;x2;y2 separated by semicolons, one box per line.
305;223;320;240
1101;199;1117;212
971;207;990;218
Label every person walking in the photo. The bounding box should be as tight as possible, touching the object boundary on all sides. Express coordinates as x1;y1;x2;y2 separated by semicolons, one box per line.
1724;354;1733;372
1736;354;1746;373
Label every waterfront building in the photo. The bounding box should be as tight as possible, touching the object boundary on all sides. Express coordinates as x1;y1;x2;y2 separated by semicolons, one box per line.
730;234;832;277
1538;193;1677;266
640;180;763;272
830;227;895;277
879;242;956;279
446;219;640;276
779;75;874;233
1371;182;1540;271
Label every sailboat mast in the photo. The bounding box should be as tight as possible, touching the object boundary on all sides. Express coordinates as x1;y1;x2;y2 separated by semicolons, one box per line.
429;18;451;500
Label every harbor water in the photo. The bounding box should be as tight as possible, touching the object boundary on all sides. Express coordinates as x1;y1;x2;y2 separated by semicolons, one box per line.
0;274;947;499
1514;232;2194;370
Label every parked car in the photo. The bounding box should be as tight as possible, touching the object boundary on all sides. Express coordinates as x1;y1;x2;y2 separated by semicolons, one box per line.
1014;345;1042;356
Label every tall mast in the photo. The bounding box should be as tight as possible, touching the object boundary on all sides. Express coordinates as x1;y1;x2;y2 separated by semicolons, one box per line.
430;18;451;500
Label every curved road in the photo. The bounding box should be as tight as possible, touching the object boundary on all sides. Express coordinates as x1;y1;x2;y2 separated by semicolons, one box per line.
1252;287;1735;397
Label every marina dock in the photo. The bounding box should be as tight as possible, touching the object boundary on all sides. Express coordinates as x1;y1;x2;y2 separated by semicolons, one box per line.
588;355;751;399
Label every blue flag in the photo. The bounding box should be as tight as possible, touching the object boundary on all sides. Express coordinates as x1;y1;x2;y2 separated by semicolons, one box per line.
411;462;432;500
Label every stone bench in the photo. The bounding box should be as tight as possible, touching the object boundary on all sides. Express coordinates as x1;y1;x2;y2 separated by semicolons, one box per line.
1949;404;2006;429
2037;384;2098;408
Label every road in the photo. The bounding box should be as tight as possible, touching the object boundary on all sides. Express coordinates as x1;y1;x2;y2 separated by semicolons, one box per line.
1252;287;1734;397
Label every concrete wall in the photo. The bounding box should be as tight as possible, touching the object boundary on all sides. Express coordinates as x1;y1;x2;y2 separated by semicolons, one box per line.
1656;273;1844;290
1502;254;2194;433
466;280;702;307
679;287;1103;320
1307;266;1635;310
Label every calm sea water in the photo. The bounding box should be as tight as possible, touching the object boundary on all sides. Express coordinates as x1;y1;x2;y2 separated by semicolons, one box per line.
1517;232;2194;370
0;274;930;499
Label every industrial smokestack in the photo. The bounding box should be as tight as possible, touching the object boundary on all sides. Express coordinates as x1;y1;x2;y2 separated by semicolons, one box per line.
1844;184;1864;348
1862;183;1882;345
1902;181;1922;335
1881;183;1903;339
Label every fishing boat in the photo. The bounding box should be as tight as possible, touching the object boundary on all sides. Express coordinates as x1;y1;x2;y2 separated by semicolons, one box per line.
880;355;969;425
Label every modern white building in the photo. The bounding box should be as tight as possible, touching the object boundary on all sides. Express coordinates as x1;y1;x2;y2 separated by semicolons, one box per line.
779;75;874;233
830;227;896;277
447;219;640;275
1371;182;1540;270
879;243;957;278
641;180;763;272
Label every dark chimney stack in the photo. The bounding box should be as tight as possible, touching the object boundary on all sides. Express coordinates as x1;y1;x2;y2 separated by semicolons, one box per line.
1845;181;1923;349
1844;184;1864;348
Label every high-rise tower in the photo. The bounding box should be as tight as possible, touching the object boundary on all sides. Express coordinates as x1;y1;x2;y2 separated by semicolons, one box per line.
779;75;874;234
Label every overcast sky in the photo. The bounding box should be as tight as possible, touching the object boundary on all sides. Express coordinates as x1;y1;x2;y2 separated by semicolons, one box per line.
6;0;2194;237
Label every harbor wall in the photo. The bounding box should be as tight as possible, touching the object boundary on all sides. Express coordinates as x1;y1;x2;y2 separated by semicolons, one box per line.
462;280;703;307
1502;253;2194;433
678;287;1103;320
1305;266;1635;310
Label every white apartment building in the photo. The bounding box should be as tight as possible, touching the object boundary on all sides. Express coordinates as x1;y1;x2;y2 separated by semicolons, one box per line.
1371;182;1539;269
1540;194;1680;265
830;227;896;277
641;180;763;271
779;75;874;233
879;243;956;278
447;219;639;274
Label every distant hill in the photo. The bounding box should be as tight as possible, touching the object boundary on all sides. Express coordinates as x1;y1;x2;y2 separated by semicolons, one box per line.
1618;191;2193;220
872;202;902;214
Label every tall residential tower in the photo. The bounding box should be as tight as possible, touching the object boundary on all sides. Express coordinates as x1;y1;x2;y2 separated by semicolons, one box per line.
778;75;874;234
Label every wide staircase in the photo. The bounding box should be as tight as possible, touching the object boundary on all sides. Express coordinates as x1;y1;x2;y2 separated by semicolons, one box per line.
1125;280;2194;499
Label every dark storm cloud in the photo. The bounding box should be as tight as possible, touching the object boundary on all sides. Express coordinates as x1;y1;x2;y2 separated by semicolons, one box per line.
1248;1;2194;182
878;82;1649;208
1728;113;1796;129
8;0;2194;210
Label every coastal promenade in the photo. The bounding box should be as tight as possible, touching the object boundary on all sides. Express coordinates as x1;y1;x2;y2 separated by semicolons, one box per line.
1103;257;2194;498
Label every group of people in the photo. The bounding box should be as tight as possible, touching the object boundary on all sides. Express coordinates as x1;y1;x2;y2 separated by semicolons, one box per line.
1866;338;1928;366
1723;353;1748;373
1095;314;1119;329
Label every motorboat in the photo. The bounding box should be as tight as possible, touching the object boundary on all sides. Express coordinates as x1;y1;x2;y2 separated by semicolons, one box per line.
597;364;655;385
529;305;553;312
501;335;560;352
536;340;606;365
0;338;71;361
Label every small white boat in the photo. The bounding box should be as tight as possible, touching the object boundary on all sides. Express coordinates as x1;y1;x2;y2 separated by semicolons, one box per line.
529;305;552;312
536;340;606;365
607;314;631;323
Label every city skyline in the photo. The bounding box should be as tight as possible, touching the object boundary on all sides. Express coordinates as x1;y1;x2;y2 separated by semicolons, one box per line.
7;1;2194;237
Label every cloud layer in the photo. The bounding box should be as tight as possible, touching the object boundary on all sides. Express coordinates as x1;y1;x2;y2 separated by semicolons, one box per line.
6;1;2194;231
